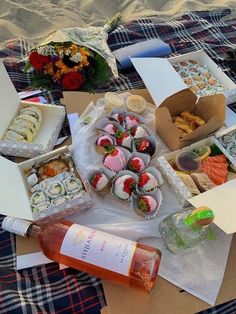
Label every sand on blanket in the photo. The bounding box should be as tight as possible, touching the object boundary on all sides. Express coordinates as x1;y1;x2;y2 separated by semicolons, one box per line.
0;0;235;43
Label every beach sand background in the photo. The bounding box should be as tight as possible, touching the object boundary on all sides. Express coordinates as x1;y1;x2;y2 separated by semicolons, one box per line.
0;0;235;43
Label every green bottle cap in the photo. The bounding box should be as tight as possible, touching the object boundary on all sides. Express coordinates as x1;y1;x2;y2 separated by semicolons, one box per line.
184;208;214;226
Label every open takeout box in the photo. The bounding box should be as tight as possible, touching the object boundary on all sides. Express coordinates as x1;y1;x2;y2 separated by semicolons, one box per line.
0;62;65;158
131;56;227;151
155;88;225;151
157;135;236;234
131;50;236;105
0;145;92;222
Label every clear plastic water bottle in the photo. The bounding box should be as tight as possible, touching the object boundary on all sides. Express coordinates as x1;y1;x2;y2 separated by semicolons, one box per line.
159;206;215;254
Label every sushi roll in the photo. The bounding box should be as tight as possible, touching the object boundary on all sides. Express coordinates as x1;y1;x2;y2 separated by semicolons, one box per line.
4;130;26;142
52;196;68;206
32;201;51;213
8;124;34;142
16;114;40;130
46;181;65;198
30;191;48;206
20;106;42;124
64;176;83;194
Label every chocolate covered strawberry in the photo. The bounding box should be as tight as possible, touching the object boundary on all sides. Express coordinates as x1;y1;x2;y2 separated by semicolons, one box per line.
103;147;126;172
96;134;114;153
113;175;136;200
103;123;117;135
137;195;157;213
139;172;158;192
128;157;145;173
110;113;123;124
130;125;148;138
115;131;132;149
135;139;155;156
125;115;140;129
91;172;109;191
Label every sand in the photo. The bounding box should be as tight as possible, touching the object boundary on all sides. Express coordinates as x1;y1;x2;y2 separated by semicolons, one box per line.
0;0;235;43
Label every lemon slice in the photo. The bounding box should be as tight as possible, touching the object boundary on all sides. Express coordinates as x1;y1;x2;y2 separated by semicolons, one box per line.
194;146;211;160
126;95;147;113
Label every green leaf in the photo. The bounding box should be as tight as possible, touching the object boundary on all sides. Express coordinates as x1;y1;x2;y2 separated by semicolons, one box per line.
23;62;32;73
31;74;54;89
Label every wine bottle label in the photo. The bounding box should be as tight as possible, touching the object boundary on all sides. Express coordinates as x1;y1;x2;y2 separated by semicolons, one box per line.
1;217;32;237
60;224;136;275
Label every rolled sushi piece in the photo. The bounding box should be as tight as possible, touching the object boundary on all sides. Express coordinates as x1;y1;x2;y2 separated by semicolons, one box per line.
30;191;48;206
16;113;41;130
20;106;42;124
46;181;65;199
32;201;51;213
4;130;26;142
52;196;68;206
64;176;83;194
8;124;34;142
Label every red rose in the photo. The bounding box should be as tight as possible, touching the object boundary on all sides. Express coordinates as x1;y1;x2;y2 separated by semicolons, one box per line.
62;72;84;90
29;51;50;70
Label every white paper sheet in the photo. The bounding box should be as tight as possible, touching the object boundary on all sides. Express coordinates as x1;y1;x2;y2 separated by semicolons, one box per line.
67;93;232;305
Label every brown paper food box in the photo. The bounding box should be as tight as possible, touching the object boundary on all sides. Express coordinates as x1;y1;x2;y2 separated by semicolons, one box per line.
156;88;226;151
16;89;235;314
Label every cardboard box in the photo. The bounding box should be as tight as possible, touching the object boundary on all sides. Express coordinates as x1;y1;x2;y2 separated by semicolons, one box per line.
15;90;236;314
157;136;236;234
0;62;65;158
155;88;225;151
0;145;92;221
131;50;236;106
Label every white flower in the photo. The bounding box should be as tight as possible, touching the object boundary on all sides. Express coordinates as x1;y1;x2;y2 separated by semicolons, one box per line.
37;45;55;56
64;49;71;56
70;52;83;63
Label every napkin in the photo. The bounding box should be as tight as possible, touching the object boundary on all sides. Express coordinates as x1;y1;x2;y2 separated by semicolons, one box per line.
112;38;172;71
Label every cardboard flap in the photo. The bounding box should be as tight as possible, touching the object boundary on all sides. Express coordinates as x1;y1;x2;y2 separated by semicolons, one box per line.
159;89;197;115
0;156;33;220
0;62;20;138
189;179;236;234
131;57;187;106
194;94;226;124
156;107;182;149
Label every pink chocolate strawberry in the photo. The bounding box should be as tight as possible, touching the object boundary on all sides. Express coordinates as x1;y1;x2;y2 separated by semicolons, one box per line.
103;147;126;172
139;172;158;192
125;116;140;129
137;195;157;213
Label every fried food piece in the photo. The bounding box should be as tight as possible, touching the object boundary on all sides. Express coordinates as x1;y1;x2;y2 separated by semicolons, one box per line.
174;116;196;131
180;111;205;126
174;121;193;134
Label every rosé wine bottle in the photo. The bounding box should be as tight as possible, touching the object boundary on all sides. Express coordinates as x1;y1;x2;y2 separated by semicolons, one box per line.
2;217;162;293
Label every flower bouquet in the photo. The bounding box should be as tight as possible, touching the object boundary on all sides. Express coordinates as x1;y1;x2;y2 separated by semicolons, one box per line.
24;26;119;91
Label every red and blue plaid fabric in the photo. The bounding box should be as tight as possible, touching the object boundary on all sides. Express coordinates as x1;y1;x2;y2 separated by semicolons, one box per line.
0;8;236;314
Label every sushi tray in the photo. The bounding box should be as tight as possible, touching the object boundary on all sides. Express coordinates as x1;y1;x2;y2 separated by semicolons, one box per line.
157;135;236;234
0;146;92;221
0;62;65;158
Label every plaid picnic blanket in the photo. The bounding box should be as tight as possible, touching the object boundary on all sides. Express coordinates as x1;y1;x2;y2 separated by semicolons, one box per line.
0;8;236;314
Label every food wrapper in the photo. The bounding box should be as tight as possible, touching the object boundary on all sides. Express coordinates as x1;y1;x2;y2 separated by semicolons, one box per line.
30;27;118;77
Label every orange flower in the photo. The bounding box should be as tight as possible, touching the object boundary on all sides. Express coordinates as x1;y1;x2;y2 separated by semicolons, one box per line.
44;63;54;75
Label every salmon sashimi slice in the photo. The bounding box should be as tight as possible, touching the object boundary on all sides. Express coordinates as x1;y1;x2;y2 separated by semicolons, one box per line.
200;162;228;185
201;160;228;172
204;154;227;163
